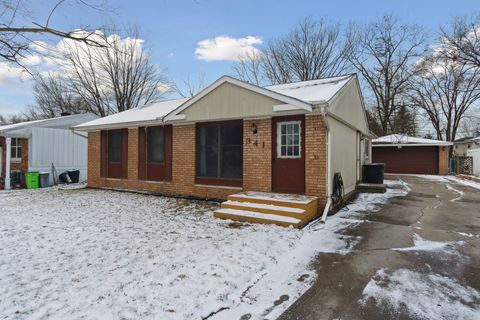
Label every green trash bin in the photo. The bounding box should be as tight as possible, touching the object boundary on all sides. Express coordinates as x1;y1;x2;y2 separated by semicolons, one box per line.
25;172;40;189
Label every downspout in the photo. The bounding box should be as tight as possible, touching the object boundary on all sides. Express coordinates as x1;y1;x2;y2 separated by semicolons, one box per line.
320;107;331;223
5;137;11;190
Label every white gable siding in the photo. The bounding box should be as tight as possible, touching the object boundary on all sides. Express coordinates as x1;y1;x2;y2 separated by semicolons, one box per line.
29;127;89;184
182;82;289;122
328;80;369;135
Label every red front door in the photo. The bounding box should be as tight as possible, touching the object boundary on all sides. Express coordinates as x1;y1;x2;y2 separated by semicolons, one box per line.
272;115;305;193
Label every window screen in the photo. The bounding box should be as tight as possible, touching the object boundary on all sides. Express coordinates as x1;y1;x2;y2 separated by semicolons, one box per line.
196;123;242;179
147;127;164;163
108;130;122;163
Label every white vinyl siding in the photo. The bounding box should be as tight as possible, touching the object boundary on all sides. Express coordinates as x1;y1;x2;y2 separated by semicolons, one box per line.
28;127;89;184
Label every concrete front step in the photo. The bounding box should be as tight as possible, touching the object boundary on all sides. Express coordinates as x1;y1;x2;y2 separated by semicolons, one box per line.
221;200;307;219
214;208;303;228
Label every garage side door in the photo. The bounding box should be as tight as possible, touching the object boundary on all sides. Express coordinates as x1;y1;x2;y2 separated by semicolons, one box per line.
372;146;439;174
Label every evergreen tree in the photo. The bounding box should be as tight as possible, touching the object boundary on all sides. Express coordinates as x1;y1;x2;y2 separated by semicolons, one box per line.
392;105;416;135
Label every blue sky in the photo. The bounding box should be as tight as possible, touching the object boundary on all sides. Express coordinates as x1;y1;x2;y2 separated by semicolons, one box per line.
1;0;479;116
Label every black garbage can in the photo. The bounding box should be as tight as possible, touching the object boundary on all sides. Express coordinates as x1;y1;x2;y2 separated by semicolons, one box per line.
68;170;80;183
59;172;71;183
363;163;385;184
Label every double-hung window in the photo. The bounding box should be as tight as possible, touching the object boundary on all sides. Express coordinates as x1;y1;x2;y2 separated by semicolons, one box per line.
108;131;122;163
11;138;22;160
196;122;243;185
277;121;301;158
147;127;164;163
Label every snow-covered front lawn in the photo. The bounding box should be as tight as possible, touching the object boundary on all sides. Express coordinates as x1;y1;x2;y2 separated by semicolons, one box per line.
0;182;405;320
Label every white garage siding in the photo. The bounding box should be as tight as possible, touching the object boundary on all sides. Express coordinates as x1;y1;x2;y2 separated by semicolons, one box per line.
467;148;480;176
329;117;359;195
28;127;89;184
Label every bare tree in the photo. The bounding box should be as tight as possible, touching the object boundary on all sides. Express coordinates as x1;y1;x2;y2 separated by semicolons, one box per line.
0;113;26;124
407;55;480;142
347;15;428;135
439;15;480;68
0;0;105;68
59;27;170;116
233;17;352;85
232;50;265;85
460;114;480;137
22;73;88;119
175;72;206;98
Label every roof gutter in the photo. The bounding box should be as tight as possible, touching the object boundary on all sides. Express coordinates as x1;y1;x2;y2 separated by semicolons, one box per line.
71;128;88;139
73;119;166;132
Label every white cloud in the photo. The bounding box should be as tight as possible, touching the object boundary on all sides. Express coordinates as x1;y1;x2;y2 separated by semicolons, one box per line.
19;55;42;66
0;62;31;84
0;30;174;113
195;36;262;61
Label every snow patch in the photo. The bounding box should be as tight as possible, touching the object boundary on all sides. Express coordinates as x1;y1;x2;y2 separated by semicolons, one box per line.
456;232;480;239
393;234;463;252
215;180;409;319
223;200;305;214
413;174;449;182
340;179;409;220
232;191;316;204
360;269;480;320
446;176;480;190
0;179;409;320
216;208;301;223
445;184;464;201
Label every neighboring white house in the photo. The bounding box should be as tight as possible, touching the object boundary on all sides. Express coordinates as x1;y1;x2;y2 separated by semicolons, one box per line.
453;136;480;156
0;113;98;189
467;148;480;176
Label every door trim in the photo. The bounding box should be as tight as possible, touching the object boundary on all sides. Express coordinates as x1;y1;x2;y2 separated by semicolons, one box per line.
271;115;306;194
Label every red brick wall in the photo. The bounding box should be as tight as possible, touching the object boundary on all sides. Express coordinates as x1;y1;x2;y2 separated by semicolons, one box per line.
305;115;328;204
0;136;29;179
88;126;241;200
243;118;272;192
87;118;329;202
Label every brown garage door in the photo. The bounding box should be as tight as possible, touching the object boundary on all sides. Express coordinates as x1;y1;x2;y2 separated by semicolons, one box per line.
372;146;439;174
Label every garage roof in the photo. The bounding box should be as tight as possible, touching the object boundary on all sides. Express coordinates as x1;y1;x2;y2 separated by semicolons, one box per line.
373;134;453;147
0;113;98;137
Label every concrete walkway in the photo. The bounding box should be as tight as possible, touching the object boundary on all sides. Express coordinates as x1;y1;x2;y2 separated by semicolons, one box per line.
278;175;480;320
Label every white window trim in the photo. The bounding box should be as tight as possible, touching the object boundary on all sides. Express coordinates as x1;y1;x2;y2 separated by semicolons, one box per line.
10;138;21;161
277;120;302;159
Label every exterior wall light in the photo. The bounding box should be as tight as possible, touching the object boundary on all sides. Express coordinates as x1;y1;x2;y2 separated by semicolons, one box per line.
250;123;257;134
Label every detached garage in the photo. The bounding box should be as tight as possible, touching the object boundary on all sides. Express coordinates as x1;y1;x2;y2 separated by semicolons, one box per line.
372;134;452;175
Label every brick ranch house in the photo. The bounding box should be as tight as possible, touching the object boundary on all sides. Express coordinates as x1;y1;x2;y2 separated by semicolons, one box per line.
74;75;371;226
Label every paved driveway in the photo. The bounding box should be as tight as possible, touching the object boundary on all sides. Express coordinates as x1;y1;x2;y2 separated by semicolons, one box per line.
279;175;480;320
